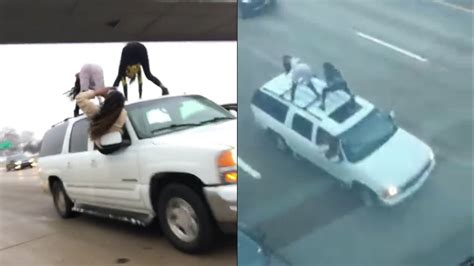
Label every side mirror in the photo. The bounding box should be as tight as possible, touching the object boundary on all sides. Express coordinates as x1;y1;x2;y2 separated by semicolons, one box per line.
389;110;395;119
100;132;123;146
325;149;343;163
327;154;343;163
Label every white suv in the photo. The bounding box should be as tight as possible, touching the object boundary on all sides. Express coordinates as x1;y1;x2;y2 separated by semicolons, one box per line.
250;72;435;206
38;95;237;253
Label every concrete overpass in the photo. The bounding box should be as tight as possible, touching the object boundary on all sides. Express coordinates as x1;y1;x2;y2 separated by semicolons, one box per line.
0;0;236;44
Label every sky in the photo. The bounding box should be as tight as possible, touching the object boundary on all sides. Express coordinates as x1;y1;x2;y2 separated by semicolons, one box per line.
0;41;236;139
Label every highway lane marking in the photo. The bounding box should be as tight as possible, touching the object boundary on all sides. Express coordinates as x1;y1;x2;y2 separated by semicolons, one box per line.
433;0;474;13
237;157;262;179
356;31;429;62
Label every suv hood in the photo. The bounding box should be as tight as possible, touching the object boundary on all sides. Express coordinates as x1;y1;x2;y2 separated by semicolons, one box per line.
355;129;433;188
151;120;236;149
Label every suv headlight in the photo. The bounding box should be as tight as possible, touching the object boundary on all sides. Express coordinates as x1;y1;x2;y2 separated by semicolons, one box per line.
384;185;398;198
217;149;237;184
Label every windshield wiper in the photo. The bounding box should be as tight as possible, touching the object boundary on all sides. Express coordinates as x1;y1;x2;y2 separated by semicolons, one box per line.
150;117;234;135
197;117;234;125
151;123;200;134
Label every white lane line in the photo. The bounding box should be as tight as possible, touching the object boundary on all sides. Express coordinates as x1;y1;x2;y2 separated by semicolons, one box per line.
237;157;262;179
433;0;474;13
356;31;429;62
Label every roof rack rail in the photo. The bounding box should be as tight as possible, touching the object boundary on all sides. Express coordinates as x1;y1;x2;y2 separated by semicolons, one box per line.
51;117;73;128
262;87;322;121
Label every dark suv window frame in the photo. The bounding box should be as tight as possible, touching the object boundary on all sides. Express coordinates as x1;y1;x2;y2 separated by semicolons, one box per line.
39;122;69;157
291;113;313;140
252;90;289;123
69;118;90;153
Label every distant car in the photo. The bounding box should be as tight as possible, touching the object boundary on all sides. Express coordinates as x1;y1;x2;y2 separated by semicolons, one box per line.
238;224;290;266
250;64;435;206
6;153;35;171
238;0;276;19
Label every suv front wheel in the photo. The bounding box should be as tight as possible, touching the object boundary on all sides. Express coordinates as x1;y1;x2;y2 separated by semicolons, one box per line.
158;184;216;253
52;181;76;218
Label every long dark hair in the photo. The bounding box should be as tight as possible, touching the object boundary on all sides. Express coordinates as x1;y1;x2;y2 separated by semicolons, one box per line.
65;74;80;101
90;90;125;140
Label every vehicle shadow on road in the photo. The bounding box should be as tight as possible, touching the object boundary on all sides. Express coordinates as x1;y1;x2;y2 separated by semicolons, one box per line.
70;214;236;254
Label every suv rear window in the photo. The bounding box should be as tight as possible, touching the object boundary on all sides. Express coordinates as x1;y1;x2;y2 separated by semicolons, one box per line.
39;122;68;157
252;90;288;123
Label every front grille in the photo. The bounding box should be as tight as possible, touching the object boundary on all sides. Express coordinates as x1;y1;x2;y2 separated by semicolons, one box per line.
400;161;431;191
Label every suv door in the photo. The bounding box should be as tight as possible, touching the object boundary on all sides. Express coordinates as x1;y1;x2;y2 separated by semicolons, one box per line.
88;122;144;211
63;118;95;203
314;127;349;184
286;112;315;160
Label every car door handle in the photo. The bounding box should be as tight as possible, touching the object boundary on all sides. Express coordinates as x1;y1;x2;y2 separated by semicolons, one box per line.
90;160;97;168
67;162;72;169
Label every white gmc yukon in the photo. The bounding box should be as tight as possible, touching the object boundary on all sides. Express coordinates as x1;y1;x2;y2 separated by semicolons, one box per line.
38;95;237;253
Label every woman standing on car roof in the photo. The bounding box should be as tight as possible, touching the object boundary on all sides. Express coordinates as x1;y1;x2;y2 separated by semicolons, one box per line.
75;87;127;150
282;55;319;102
65;64;105;117
320;62;354;110
113;42;169;101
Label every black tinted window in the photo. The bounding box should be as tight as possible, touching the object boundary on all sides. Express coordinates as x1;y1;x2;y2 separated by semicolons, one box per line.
39;123;68;157
252;90;288;123
316;128;334;146
69;119;90;153
292;114;313;140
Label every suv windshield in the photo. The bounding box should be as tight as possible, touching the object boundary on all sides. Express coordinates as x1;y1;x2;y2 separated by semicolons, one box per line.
340;109;398;162
126;95;235;139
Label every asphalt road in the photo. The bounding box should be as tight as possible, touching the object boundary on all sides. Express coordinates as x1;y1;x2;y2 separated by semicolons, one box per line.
237;0;473;265
0;168;236;266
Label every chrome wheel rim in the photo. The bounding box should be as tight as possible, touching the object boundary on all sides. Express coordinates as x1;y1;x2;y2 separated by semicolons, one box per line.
166;198;199;243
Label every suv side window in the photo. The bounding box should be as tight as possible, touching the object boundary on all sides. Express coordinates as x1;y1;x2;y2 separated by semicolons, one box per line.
252;90;289;123
39;122;69;157
292;114;313;140
69;119;90;153
316;128;333;146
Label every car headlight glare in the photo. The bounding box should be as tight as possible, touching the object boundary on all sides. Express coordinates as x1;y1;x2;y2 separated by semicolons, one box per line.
385;186;398;198
15;160;21;165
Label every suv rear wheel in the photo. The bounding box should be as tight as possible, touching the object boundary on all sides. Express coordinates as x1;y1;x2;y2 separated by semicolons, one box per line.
158;184;216;253
52;181;76;218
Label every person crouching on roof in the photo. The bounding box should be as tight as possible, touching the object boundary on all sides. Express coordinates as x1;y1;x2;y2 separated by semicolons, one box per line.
113;42;169;100
76;87;127;150
282;55;319;102
65;64;105;117
321;62;354;110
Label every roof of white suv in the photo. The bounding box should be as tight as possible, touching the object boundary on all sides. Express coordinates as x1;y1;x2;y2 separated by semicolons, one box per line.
259;73;376;136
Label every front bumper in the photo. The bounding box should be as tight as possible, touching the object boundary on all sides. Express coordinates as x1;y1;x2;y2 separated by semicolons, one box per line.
379;159;436;206
203;184;237;231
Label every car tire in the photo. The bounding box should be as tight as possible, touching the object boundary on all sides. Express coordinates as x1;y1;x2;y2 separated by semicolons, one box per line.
355;183;378;207
158;183;216;254
52;181;76;219
272;132;289;153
